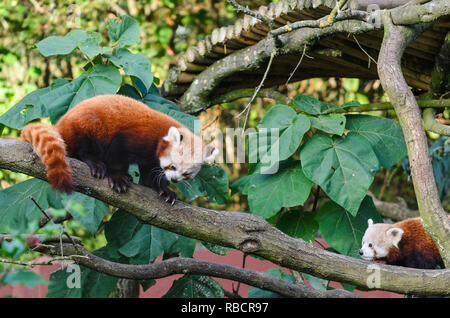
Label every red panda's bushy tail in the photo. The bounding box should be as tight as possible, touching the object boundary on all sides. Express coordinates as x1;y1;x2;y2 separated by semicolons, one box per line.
21;123;73;193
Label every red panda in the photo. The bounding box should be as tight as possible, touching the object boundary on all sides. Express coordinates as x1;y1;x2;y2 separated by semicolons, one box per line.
21;94;218;204
360;217;446;269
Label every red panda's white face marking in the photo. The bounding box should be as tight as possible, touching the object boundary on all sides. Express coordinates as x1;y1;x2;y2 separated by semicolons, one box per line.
160;126;218;183
360;219;404;261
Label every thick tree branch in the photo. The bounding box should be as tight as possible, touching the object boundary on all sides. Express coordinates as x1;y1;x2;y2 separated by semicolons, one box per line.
34;242;358;298
0;139;449;295
377;12;450;266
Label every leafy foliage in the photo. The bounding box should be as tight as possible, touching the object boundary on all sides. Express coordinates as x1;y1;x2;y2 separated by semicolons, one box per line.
0;10;414;298
0;15;227;298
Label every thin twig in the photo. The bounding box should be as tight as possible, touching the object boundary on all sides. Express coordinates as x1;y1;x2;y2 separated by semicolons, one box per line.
29;196;51;221
236;50;276;132
352;35;377;68
285;45;312;86
0;255;88;267
227;0;275;29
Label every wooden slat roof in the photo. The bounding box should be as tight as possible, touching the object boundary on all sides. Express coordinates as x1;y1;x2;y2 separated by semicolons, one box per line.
161;0;450;100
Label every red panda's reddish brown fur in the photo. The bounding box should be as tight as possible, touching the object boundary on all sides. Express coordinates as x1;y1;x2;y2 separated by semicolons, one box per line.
384;218;443;268
21;95;183;192
21;123;73;193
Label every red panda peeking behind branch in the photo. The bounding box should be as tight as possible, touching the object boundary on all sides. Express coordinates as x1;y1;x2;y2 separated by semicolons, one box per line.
360;217;448;269
21;94;218;205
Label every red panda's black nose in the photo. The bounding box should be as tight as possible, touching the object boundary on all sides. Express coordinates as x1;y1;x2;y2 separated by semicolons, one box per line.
359;249;363;255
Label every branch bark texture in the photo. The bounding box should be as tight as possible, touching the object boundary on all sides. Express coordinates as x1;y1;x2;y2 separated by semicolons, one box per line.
0;139;449;295
35;242;357;298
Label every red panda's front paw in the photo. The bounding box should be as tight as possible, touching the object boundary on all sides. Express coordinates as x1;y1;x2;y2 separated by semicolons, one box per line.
158;188;177;205
108;175;131;193
88;162;107;179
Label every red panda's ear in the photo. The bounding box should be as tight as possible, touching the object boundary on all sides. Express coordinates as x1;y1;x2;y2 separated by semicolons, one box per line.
386;227;404;248
368;219;374;227
164;126;181;146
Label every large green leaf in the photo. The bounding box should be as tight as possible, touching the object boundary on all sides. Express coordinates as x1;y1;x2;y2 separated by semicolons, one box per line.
0;79;68;129
293;95;359;115
47;249;119;298
301;134;379;215
0;178;60;233
106;48;153;91
105;209;195;264
255;105;310;172
0;86;50;129
77;31;112;59
61;192;109;235
345;115;407;169
275;210;318;242
310;114;346;136
107;15;140;47
36;30;87;57
2;270;48;288
118;224;178;264
163;275;224;298
174;164;229;204
41;64;121;123
315;196;383;258
247;160;312;219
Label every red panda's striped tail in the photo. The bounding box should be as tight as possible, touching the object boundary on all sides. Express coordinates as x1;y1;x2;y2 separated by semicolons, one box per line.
21;123;73;193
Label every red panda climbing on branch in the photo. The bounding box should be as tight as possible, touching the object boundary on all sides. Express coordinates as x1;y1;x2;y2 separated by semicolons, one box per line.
360;217;447;269
21;94;218;205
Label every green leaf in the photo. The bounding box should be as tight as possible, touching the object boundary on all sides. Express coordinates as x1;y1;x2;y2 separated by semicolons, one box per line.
36;30;87;57
302;273;329;291
41;65;121;123
118;224;169;264
106;48;153;91
0;178;60;233
61;192;109;235
248;268;295;298
275;210;318;242
174;164;229;204
247;160;312;219
0;86;50;129
200;241;229;256
315;196;383;258
293;95;359;115
163;275;224;298
144;100;197;132
77;31;112;59
310;114;346;135
104;209;143;259
301;134;379;216
106;210;195;264
256;105;310;171
345;115;407;169
47;255;118;298
107;15;140;47
2;270;48;288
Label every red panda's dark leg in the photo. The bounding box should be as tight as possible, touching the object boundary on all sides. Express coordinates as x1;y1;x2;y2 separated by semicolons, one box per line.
104;133;132;193
72;136;107;179
139;163;177;204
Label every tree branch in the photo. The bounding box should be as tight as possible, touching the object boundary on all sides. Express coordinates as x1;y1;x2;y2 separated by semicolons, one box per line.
34;242;358;298
377;12;450;266
180;19;375;114
0;139;449;295
423;108;450;136
368;192;420;221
